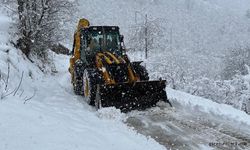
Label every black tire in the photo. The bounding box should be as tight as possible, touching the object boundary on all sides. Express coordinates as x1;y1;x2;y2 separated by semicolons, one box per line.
83;69;97;106
73;72;83;95
133;64;149;81
94;84;102;110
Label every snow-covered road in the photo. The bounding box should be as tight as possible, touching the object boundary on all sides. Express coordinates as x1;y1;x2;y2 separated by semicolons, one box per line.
126;101;250;150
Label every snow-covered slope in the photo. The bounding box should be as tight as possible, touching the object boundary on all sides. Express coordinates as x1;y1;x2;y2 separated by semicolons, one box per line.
0;64;165;150
0;9;165;150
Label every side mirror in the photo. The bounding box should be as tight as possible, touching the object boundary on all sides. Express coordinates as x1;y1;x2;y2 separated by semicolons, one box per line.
120;35;124;42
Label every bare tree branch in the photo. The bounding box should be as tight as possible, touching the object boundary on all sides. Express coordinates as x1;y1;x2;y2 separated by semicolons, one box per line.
2;5;16;12
1;89;16;99
23;89;36;104
13;71;24;96
5;62;10;91
19;89;24;97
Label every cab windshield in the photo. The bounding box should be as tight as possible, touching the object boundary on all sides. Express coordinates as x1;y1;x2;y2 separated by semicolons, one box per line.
87;28;121;56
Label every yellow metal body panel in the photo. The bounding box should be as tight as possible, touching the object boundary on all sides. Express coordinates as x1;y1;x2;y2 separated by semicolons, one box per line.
127;64;138;82
95;53;116;84
78;18;90;30
95;52;139;85
74;32;81;60
104;52;120;64
69;19;90;83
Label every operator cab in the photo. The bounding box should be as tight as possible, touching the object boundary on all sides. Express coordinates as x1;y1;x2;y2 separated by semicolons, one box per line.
80;26;125;59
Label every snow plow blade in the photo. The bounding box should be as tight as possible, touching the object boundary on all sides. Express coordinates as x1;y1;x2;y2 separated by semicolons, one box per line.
97;80;169;112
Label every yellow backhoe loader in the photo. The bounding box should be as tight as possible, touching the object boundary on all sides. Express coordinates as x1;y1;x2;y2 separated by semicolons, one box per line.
69;19;171;112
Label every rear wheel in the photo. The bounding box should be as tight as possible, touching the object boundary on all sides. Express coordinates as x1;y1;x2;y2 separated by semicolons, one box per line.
83;69;97;106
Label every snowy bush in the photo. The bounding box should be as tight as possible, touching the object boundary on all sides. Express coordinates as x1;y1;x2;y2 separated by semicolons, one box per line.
222;46;250;80
140;48;250;113
32;51;57;74
173;73;250;114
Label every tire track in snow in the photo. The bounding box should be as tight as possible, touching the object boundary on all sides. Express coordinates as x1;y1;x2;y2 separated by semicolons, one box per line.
125;101;250;150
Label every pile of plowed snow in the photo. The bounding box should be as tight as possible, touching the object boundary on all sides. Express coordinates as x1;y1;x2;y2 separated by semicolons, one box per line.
167;88;250;126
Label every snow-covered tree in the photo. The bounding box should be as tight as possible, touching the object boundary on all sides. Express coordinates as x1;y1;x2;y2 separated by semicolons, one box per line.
222;46;250;80
128;16;164;58
15;0;75;59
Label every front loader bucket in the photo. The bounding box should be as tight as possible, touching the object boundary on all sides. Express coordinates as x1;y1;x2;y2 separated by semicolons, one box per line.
97;80;170;112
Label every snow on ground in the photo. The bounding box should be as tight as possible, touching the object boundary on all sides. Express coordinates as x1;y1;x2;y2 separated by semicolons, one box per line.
0;73;165;150
0;11;166;150
0;53;166;150
126;91;250;150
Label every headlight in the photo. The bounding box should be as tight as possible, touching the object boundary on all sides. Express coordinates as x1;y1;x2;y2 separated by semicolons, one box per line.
75;59;83;67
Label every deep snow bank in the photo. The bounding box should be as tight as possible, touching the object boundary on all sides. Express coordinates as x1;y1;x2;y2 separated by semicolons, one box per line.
168;88;250;126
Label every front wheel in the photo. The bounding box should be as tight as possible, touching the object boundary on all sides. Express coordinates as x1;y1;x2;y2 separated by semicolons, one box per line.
73;71;83;95
94;84;102;110
83;69;96;106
